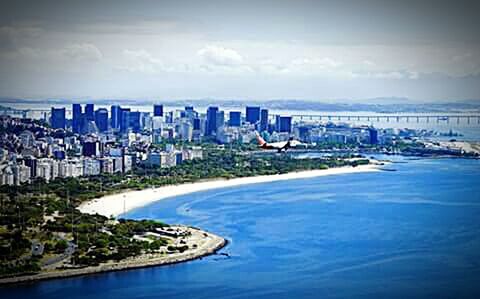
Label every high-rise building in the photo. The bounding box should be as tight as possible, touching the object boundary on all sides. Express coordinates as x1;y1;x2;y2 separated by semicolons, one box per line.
216;110;225;129
153;104;164;117
166;111;174;123
206;106;218;136
120;108;131;132
111;105;121;129
246;106;260;124
368;128;378;144
179;122;193;141
95;108;109;132
229;111;241;127
85;104;94;121
51;107;66;129
129;111;141;132
193;118;201;131
277;116;292;133
297;126;310;142
83;141;99;157
24;156;37;177
72;104;83;134
184;106;197;119
260;109;269;131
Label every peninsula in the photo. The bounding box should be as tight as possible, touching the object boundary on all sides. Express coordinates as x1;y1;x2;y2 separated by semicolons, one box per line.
0;145;379;284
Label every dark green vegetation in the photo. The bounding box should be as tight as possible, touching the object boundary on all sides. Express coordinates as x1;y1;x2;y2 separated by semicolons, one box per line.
0;145;368;278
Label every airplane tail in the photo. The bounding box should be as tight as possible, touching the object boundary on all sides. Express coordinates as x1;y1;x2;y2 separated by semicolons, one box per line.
255;131;266;146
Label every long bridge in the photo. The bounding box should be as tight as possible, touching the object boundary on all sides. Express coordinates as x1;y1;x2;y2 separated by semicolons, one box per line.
291;114;480;125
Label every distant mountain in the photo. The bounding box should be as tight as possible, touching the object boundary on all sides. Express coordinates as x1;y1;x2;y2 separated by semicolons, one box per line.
0;97;479;113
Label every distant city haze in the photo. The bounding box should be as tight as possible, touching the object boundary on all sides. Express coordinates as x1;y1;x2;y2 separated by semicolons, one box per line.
0;0;479;101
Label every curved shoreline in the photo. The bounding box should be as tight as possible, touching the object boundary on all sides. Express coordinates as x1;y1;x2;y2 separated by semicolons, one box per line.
1;163;381;286
0;228;227;286
79;163;381;217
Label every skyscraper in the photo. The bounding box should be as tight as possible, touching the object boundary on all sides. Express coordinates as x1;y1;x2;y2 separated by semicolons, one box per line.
278;116;292;133
216;110;225;129
120;108;131;133
95;108;109;132
153;104;164;117
368;128;378;144
229;111;241;127
129;111;141;133
72;104;83;134
111;105;121;130
85;104;95;121
260;109;269;131
51;107;66;129
184;106;197;119
246;106;260;124
206;106;218;136
193;118;201;131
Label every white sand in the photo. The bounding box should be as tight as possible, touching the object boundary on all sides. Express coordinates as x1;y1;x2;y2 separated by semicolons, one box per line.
79;164;381;217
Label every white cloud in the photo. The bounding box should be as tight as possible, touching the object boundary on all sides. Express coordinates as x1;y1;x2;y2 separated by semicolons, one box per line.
350;70;420;80
197;45;244;66
291;57;342;69
119;49;167;73
60;43;103;62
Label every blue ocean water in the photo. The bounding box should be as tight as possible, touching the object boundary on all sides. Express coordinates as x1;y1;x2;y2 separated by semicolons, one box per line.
2;157;480;299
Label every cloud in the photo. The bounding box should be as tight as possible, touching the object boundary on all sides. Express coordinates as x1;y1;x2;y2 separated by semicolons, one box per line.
291;57;342;69
119;49;169;73
350;70;420;80
0;25;44;52
60;43;103;62
197;45;244;66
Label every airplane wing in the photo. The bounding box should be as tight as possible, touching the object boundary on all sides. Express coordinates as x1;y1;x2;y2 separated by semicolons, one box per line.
268;141;289;148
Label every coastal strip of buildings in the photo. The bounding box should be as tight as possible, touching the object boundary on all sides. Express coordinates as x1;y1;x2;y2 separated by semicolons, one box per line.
1;103;457;186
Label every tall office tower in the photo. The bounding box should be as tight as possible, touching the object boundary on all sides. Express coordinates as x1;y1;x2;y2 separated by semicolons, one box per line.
120;108;131;133
246;106;260;124
180;122;193;141
153;104;164;117
216;110;225;129
184;106;197;119
111;105;121;129
193;118;201;130
206;106;219;136
278;116;292;133
129;111;141;133
95;108;109;132
85;104;95;121
72;104;83;134
51;107;66;129
166;111;174;123
368;127;379;144
275;115;281;132
260;109;269;132
229;111;241;127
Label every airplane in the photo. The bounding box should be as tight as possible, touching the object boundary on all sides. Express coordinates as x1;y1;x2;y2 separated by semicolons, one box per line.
255;131;304;152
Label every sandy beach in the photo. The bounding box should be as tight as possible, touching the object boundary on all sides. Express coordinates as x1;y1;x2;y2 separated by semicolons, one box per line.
79;163;381;217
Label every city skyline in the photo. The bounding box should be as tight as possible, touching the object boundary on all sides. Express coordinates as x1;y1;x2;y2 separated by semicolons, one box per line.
1;0;479;101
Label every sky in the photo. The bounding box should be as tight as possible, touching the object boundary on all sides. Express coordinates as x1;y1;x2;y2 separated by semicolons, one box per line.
0;0;479;102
